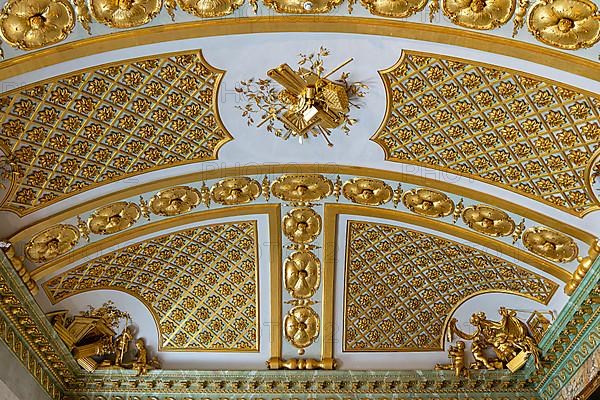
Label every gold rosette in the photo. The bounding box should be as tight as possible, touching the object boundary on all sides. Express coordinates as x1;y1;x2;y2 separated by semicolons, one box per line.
89;0;162;29
263;0;343;13
442;0;516;30
522;226;579;262
360;0;427;18
342;178;393;206
176;0;244;18
285;251;321;298
282;208;322;244
149;186;201;216
402;188;455;218
87;202;141;235
462;205;516;236
210;177;261;205
284;306;320;350
271;174;333;204
25;224;79;262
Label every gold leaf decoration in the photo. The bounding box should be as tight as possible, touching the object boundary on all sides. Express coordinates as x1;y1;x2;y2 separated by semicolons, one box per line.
210;177;261;205
442;0;516;30
528;0;600;50
373;51;600;216
176;0;244;17
0;0;75;50
462;204;516;236
43;221;259;351
344;221;558;351
0;50;231;215
284;306;320;350
263;0;343;13
87;201;140;235
25;224;79;263
149;186;201;216
282;208;322;244
522;226;579;262
360;0;427;18
271;174;333;204
284;251;321;299
89;0;162;28
402;188;454;217
342;178;393;206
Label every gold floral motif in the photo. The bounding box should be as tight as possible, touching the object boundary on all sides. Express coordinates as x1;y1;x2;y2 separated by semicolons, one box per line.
175;0;244;17
25;224;79;263
462;204;516;237
282;208;322;244
360;0;427;18
263;0;343;13
342;178;393;206
87;202;141;235
284;251;321;299
522;226;579;262
528;0;600;50
148;186;201;216
442;0;516;30
284;306;320;352
0;0;75;50
271;174;333;204
89;0;162;28
402;188;454;218
211;177;261;205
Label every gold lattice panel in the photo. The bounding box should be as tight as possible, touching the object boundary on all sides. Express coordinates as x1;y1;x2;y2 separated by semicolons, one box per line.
43;221;258;351
373;51;600;216
344;221;558;351
0;50;231;215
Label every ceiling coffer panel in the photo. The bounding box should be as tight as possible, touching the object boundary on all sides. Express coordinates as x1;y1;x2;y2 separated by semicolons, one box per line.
0;50;231;215
344;220;559;352
43;220;259;351
372;51;600;217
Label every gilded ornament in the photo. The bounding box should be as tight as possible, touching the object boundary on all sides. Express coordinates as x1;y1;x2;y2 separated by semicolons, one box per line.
149;186;201;216
282;208;322;243
342;178;392;206
402;188;454;218
360;0;427;18
284;251;321;299
565;238;599;295
263;0;343;13
284;306;320;352
528;0;600;50
434;341;468;377
442;0;516;30
522;226;579;262
267;357;336;370
271;174;333;204
25;224;79;262
3;245;38;294
462;204;516;236
0;0;75;50
89;0;162;28
87;202;141;235
211;177;261;205
175;0;244;17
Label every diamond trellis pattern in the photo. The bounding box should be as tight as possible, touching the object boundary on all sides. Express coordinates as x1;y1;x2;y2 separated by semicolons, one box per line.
373;51;600;215
43;221;258;351
0;50;231;215
344;221;558;352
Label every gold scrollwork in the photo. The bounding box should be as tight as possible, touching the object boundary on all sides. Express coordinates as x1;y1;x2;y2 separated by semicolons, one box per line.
87;202;141;235
342;178;393;206
402;188;454;218
175;0;244;17
360;0;427;18
282;208;322;243
462;204;516;237
442;0;516;30
284;251;321;299
263;0;343;13
565;238;599;295
0;0;75;50
210;177;261;205
284;306;320;353
528;0;600;50
25;224;79;263
271;174;333;204
89;0;162;28
149;186;201;216
522;226;579;263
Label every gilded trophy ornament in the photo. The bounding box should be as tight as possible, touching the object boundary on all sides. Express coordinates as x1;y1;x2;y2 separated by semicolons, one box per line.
263;0;343;13
0;0;75;50
442;0;516;30
271;174;333;204
284;251;321;299
87;202;141;235
89;0;162;28
342;178;393;206
522;226;579;262
148;186;201;216
282;208;322;243
462;204;516;237
175;0;244;17
25;224;79;263
360;0;427;18
284;306;320;353
528;0;600;50
210;177;261;205
402;188;454;218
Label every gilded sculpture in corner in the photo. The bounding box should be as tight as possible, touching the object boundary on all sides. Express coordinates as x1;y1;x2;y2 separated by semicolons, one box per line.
236;47;368;146
47;301;160;375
